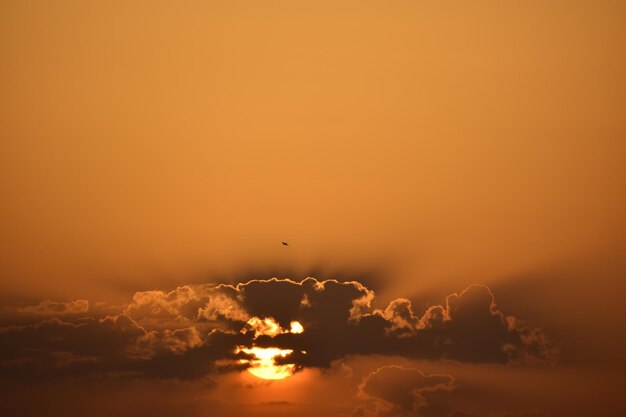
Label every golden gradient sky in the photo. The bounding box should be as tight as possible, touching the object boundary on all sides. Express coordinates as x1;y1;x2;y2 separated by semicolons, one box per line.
1;1;625;416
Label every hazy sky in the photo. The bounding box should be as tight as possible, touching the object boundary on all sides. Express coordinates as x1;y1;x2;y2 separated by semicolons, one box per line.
1;1;625;417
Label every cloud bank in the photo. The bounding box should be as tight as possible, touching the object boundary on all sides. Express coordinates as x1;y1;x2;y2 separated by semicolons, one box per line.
0;279;556;380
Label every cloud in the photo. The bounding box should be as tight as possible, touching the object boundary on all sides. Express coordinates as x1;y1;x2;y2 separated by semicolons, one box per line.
353;365;455;417
269;283;556;368
352;368;553;417
391;285;559;365
0;279;556;381
0;315;249;380
131;327;204;359
15;299;89;315
123;285;244;328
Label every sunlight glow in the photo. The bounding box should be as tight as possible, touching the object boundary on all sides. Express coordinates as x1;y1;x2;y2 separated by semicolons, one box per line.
245;317;283;338
244;317;305;337
237;346;296;380
290;321;304;334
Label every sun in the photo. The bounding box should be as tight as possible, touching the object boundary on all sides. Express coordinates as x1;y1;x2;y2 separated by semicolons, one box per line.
237;346;296;380
236;319;305;380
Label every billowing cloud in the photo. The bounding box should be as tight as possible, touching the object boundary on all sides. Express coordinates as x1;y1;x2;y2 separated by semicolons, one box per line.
375;285;558;365
353;365;455;417
123;285;247;329
0;279;556;381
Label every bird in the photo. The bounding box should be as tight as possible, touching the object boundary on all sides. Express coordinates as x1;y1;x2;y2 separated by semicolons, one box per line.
281;241;289;246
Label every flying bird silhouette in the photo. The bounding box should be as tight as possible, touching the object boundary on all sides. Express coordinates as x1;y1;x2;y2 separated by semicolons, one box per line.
281;242;289;246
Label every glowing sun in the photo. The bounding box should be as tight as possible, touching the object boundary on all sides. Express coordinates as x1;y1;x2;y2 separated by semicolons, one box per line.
237;320;305;380
237;346;295;380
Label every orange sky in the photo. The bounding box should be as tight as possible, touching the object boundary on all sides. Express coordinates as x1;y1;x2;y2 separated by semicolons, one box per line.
1;1;625;416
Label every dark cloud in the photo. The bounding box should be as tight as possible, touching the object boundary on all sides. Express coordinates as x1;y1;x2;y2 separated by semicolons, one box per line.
351;367;554;417
0;279;556;381
353;365;455;417
409;285;557;365
273;283;556;368
0;315;250;380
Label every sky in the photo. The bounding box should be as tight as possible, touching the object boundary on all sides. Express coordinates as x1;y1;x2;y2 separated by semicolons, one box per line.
1;1;625;416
